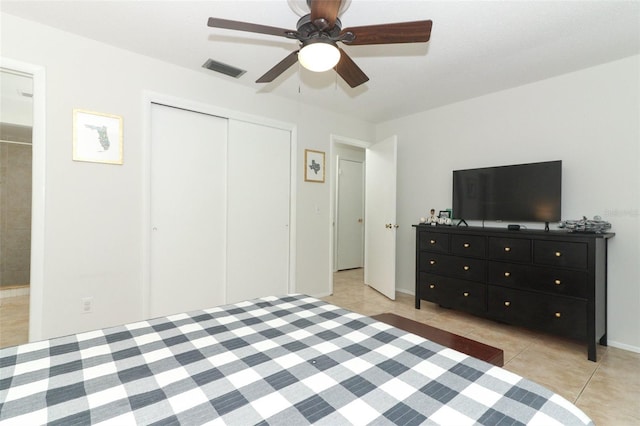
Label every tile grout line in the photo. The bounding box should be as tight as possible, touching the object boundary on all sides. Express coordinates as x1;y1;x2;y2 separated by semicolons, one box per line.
573;349;606;403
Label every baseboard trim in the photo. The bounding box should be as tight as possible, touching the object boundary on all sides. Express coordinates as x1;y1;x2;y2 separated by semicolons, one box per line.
396;288;415;296
0;285;30;299
607;340;640;354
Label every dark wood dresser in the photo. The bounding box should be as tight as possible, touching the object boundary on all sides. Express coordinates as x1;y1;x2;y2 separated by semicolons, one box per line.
413;224;614;361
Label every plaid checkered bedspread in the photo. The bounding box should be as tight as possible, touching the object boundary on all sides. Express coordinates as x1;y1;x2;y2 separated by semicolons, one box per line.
1;295;592;425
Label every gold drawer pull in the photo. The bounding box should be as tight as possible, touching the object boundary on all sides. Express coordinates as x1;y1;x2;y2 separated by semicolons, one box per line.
504;301;511;307
463;243;470;248
555;312;562;318
463;292;469;297
463;265;470;271
555;251;562;257
554;279;561;285
429;284;435;289
504;272;511;277
504;247;511;252
430;239;436;244
429;260;436;265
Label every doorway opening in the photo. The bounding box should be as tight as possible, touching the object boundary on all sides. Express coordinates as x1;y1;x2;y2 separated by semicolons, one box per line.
0;60;45;346
0;70;32;286
329;134;398;300
335;152;365;271
329;135;370;295
0;59;46;344
0;69;33;348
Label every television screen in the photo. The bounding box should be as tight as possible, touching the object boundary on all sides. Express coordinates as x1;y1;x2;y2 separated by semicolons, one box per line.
452;160;562;223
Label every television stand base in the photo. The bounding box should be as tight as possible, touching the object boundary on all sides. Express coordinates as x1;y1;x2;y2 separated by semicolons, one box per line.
457;219;468;227
544;221;550;232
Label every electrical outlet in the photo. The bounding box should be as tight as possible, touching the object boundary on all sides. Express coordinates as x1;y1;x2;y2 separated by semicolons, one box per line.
81;297;93;313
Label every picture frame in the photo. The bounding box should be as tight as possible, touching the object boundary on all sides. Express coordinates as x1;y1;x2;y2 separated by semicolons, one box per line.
439;210;451;219
304;149;325;183
73;109;123;164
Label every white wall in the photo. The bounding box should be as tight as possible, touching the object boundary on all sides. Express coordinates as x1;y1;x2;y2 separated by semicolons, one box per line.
0;71;33;126
334;143;366;163
376;55;640;352
1;13;373;339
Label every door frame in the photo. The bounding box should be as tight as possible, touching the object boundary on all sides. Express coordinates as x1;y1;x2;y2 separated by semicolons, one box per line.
0;57;46;342
141;91;297;318
329;134;371;294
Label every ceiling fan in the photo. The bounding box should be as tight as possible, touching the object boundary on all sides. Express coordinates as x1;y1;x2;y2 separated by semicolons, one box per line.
207;0;432;88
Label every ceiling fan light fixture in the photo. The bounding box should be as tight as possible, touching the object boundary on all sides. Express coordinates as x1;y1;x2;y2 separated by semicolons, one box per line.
287;0;352;17
298;40;340;72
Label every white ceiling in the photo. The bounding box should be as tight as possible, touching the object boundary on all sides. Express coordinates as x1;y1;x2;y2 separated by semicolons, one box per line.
1;0;639;123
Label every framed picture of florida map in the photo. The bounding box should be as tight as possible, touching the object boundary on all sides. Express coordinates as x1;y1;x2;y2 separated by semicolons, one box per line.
73;109;123;165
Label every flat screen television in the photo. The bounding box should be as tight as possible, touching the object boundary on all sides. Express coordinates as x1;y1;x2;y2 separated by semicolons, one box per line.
452;160;562;223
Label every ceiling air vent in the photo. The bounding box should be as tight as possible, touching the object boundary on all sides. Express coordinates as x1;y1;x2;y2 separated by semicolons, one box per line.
202;59;246;78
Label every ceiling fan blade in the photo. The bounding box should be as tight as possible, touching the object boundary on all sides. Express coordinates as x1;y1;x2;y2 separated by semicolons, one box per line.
208;17;295;38
341;20;433;45
256;50;299;83
335;48;369;88
310;0;342;29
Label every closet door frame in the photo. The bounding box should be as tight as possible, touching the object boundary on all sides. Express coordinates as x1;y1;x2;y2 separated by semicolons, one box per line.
141;92;297;319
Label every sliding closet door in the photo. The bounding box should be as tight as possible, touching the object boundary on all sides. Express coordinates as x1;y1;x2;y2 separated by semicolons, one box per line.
149;103;227;317
226;120;291;303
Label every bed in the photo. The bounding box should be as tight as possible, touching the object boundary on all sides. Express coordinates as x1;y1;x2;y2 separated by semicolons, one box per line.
0;294;593;425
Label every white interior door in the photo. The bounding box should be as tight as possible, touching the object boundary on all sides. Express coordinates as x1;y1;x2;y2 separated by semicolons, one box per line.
364;136;397;300
149;103;227;317
226;120;291;303
336;158;364;270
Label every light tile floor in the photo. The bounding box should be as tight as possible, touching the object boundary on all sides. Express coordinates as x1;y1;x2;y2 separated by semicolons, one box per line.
323;268;640;426
0;294;29;349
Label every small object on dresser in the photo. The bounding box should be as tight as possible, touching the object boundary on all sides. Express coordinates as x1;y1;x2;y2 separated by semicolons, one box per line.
438;210;452;226
426;208;438;224
559;216;612;233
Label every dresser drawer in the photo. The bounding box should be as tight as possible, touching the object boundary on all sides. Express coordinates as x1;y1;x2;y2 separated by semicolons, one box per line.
451;234;486;258
488;237;531;262
488;261;588;298
488;287;587;340
419;253;485;282
419;273;486;313
418;230;449;253
534;240;588;269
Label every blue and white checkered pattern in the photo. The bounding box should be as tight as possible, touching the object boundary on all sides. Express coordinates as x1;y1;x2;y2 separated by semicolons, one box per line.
1;295;593;425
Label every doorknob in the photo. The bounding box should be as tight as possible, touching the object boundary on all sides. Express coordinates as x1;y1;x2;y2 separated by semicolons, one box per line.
394;224;399;228
385;223;392;228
